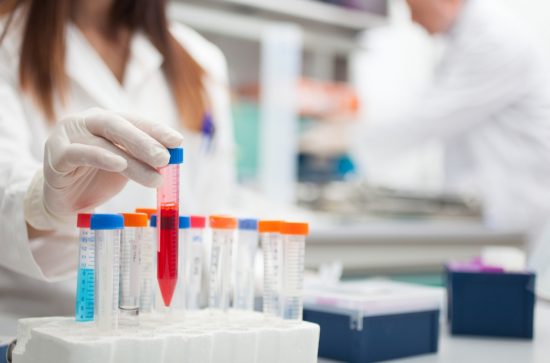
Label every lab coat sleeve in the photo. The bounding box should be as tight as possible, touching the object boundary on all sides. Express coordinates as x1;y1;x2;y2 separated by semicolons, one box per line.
354;31;535;164
0;50;77;282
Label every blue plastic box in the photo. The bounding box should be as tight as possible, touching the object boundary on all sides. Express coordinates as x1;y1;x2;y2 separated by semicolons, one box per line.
303;280;443;363
0;338;11;363
446;267;536;339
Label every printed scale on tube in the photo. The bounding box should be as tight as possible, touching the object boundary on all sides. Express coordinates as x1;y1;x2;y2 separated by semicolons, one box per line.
174;215;190;310
186;216;206;310
174;215;207;310
135;208;157;314
281;222;309;321
91;214;124;331
259;221;284;318
209;215;237;312
157;147;184;308
75;213;95;322
119;213;148;325
175;216;207;310
234;219;259;311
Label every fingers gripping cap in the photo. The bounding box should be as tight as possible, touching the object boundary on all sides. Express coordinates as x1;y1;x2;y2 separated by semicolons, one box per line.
77;213;92;228
258;220;283;233
168;147;184;165
91;214;124;230
122;213;148;227
179;216;191;229
209;215;237;229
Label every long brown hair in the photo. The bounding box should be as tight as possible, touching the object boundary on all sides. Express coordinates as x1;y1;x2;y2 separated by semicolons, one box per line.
0;0;207;131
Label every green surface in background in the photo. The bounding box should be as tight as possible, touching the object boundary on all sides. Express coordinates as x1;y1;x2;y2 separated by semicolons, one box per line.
232;101;260;182
390;273;445;287
344;273;445;288
232;101;318;182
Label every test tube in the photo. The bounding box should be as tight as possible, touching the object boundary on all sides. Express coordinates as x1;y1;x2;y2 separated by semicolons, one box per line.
91;214;124;331
209;215;237;312
174;215;190;310
150;214;166;312
186;216;206;310
259;220;284;318
157;147;184;308
281;222;309;321
234;218;259;311
75;213;95;322
134;209;156;314
119;213;147;324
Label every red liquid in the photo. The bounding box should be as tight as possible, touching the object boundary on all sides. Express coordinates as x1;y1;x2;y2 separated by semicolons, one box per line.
157;204;178;307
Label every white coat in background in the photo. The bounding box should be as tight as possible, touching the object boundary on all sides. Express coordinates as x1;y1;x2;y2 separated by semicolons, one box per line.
0;15;235;333
353;0;550;232
353;0;550;299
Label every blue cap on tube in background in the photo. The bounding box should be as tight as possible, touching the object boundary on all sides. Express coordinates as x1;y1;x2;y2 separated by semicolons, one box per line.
238;218;258;231
179;216;190;229
150;214;157;228
90;214;124;230
168;147;184;164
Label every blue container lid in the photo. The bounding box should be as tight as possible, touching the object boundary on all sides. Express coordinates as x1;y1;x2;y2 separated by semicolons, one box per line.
179;216;190;229
239;218;258;231
91;214;124;230
168;147;184;165
150;214;157;228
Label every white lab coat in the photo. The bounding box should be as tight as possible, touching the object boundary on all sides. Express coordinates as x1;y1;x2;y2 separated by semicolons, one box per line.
353;0;550;232
0;14;235;332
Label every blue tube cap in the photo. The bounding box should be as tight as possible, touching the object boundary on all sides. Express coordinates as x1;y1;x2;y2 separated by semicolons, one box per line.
239;218;258;231
168;147;184;165
179;216;190;229
90;214;124;230
150;214;157;228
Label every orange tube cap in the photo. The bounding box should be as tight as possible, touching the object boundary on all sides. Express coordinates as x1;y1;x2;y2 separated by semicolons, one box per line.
258;220;284;233
281;222;309;235
209;215;238;229
122;213;148;227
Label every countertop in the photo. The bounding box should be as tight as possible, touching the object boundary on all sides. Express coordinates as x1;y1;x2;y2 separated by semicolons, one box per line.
319;301;550;363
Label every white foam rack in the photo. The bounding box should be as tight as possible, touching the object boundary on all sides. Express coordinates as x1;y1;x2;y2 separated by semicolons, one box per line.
13;311;320;363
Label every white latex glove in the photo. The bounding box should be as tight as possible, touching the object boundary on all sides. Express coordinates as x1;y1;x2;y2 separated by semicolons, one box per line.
24;108;183;231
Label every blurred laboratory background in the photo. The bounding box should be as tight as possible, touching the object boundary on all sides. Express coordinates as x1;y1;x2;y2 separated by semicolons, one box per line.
4;1;550;362
168;0;550;286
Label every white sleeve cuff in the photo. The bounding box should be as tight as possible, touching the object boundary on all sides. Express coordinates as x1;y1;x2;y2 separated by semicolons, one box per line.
0;170;77;282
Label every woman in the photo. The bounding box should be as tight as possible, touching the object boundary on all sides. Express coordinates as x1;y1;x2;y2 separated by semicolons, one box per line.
0;0;235;332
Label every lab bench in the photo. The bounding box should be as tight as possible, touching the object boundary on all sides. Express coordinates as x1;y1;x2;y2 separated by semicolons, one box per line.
318;300;550;363
306;219;525;275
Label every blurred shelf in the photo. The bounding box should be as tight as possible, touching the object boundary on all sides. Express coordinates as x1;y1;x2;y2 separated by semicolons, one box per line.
208;0;386;31
305;219;526;275
169;0;387;54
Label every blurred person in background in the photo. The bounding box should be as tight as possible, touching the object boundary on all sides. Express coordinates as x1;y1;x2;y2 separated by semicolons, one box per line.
0;0;235;329
352;0;550;297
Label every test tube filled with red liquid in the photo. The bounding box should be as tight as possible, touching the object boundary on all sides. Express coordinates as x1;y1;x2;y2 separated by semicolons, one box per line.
157;147;183;308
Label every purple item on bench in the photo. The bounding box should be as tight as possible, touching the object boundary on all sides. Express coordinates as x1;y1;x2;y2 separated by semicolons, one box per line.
447;257;505;273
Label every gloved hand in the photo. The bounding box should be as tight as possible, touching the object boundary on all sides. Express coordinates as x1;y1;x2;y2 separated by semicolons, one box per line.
24;108;183;231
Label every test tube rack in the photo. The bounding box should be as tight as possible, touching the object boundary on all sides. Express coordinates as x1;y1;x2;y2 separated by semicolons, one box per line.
12;311;319;363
